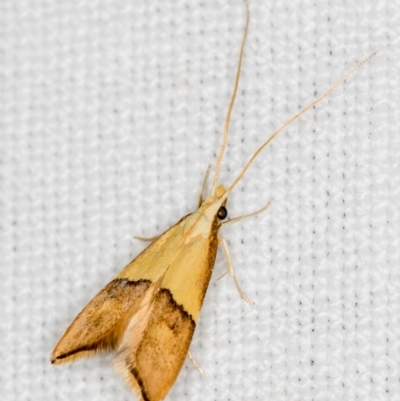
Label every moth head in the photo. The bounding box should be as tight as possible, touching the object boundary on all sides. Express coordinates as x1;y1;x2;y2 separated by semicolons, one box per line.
200;184;228;222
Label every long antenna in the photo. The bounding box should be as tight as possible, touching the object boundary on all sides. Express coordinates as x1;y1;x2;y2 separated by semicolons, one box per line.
222;48;382;200
211;0;250;194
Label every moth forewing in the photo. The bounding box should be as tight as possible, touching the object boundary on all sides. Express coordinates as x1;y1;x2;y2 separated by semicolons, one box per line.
52;184;229;401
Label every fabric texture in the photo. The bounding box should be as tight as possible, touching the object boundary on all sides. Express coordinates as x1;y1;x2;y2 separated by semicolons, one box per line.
1;1;399;400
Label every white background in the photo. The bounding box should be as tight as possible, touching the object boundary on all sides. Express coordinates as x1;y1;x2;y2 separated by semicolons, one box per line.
1;0;400;400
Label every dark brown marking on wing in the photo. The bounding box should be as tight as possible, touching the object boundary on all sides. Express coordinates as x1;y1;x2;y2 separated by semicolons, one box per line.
160;288;196;329
130;366;151;401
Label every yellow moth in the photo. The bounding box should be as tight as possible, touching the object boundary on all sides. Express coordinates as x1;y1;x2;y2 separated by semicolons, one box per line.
51;1;379;400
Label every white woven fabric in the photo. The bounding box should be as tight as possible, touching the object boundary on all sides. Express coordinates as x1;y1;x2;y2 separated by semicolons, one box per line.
1;1;399;400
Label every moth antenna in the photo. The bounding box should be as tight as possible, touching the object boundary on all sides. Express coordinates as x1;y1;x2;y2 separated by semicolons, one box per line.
223;48;382;199
211;0;250;195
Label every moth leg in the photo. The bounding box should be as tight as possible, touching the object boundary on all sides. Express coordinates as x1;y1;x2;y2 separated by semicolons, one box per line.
198;165;211;207
134;234;161;242
188;351;207;377
218;237;255;304
222;201;271;226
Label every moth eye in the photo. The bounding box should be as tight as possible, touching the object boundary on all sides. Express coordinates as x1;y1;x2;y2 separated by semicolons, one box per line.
217;206;228;220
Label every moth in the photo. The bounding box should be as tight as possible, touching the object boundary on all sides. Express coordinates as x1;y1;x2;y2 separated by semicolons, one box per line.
51;1;379;400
